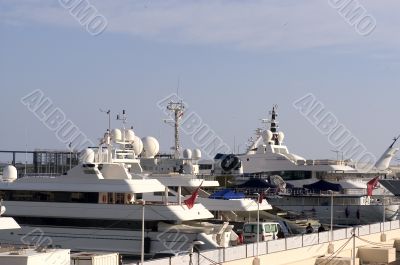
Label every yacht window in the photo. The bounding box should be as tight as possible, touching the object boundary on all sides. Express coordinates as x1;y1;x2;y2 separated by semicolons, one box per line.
115;193;124;204
0;190;98;203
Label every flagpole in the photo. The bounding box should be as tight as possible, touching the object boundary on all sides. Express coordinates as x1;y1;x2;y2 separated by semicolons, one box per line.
257;193;260;257
141;199;145;265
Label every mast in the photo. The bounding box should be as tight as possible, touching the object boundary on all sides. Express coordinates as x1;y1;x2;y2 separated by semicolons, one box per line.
167;101;185;159
269;105;279;145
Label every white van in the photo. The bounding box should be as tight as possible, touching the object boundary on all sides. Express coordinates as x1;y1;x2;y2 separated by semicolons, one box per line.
242;222;283;243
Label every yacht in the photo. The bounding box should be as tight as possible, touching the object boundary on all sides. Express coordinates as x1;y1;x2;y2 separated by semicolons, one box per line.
212;106;400;225
0;152;234;255
108;106;273;222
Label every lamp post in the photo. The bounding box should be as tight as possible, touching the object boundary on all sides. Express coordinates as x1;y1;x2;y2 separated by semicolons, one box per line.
381;194;387;242
138;199;146;264
328;190;334;254
253;193;261;265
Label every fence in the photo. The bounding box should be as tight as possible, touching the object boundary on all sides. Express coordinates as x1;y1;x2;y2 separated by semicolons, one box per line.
135;220;399;265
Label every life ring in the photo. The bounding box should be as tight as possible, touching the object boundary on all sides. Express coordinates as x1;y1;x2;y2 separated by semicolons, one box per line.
102;195;107;203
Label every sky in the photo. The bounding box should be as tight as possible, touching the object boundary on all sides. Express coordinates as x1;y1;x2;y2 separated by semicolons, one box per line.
1;0;400;163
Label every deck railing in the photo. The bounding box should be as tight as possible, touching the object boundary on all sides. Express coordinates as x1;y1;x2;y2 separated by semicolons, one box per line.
135;220;400;265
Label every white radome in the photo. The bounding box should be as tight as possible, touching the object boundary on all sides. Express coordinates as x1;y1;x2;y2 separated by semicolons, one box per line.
111;128;122;142
133;136;144;156
125;129;135;142
2;165;17;182
141;136;160;158
183;149;192;159
80;148;95;164
192;149;202;160
278;131;285;143
262;130;273;144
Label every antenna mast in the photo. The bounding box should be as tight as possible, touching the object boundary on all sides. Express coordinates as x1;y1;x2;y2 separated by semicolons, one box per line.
167;101;185;159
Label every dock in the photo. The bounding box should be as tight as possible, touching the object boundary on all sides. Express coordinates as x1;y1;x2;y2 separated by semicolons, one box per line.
137;221;400;265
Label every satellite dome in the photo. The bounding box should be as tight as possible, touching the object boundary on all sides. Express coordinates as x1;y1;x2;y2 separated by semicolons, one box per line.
192;149;202;160
141;136;160;158
125;129;135;142
80;148;95;164
278;131;285;143
262;130;273;144
183;149;192;159
111;129;122;142
3;165;17;182
269;175;286;189
133;136;144;156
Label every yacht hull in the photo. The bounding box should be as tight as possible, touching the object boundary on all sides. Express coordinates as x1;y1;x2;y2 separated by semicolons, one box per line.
268;203;399;225
0;225;219;255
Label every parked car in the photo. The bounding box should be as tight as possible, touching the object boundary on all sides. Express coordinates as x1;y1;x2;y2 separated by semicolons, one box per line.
243;222;284;243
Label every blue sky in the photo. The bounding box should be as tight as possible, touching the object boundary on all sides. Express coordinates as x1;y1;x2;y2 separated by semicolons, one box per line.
1;0;400;163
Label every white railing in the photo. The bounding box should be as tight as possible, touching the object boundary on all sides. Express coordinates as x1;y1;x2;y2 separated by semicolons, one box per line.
136;220;400;265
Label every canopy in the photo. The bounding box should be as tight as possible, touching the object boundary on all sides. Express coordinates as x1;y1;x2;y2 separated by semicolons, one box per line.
209;189;245;199
303;180;343;192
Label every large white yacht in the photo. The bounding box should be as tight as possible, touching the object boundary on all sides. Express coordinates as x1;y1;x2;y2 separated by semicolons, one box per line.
212;106;400;225
108;106;273;222
0;150;235;255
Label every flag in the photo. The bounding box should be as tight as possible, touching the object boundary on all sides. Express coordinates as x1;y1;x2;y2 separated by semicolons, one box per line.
367;176;379;196
257;192;265;204
184;181;203;209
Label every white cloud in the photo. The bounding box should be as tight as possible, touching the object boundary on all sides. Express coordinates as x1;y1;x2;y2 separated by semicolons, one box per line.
2;0;400;52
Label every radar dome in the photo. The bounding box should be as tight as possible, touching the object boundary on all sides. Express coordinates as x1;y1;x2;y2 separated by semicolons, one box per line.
269;175;286;189
133;136;144;156
141;136;160;158
183;149;192;159
262;130;273;144
278;131;285;143
125;129;135;142
2;165;17;182
111;129;122;142
192;149;202;160
80;148;95;164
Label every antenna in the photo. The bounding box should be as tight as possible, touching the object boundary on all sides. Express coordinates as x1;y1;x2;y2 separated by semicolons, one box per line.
116;110;128;150
390;134;400;148
166;100;185;159
177;77;181;97
24;128;27;176
100;109;111;132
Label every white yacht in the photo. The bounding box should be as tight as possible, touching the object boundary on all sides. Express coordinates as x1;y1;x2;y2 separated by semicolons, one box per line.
213;106;400;225
0;153;234;255
108;106;272;222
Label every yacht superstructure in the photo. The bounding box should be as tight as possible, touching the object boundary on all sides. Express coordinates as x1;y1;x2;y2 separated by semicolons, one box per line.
104;108;273;223
0;155;233;255
212;106;400;224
